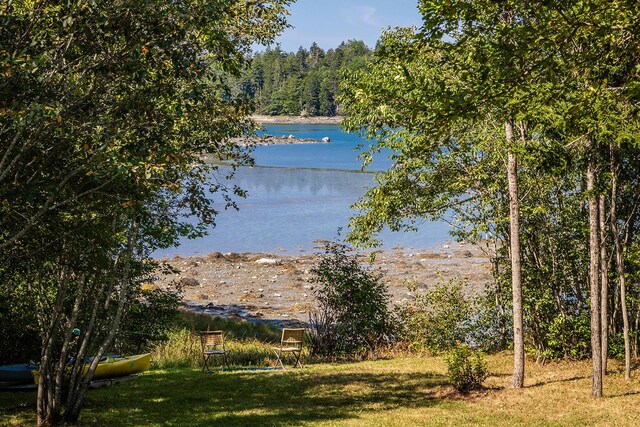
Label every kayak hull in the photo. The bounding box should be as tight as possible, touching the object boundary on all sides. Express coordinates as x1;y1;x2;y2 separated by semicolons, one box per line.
91;353;151;380
0;364;39;383
32;353;151;385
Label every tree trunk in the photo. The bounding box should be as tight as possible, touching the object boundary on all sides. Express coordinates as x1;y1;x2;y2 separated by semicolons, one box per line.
64;217;139;424
506;120;524;388
599;195;608;375
635;308;640;359
609;150;630;380
586;136;602;397
35;217;140;425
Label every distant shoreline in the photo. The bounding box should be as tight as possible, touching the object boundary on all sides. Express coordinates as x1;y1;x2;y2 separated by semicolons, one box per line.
252;115;343;125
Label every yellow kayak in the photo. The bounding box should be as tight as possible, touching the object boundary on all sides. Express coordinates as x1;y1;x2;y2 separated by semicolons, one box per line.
32;353;151;385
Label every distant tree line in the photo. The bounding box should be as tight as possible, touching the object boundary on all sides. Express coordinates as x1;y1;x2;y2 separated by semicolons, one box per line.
235;41;372;116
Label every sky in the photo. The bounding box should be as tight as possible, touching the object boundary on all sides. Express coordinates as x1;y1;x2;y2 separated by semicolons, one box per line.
260;0;423;53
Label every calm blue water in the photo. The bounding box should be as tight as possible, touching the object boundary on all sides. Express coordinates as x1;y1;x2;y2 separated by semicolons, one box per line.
254;124;392;171
154;124;451;256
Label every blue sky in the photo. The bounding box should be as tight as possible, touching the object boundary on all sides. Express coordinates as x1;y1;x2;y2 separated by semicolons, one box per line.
262;0;423;52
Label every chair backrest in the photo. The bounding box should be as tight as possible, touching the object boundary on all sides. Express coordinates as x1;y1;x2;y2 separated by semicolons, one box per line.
200;331;225;350
280;328;305;349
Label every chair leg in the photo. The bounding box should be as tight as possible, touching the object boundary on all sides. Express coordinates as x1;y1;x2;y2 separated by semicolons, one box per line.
273;349;285;370
292;350;302;368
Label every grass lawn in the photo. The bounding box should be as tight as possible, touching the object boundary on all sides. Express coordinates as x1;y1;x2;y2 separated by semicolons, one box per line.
2;353;639;426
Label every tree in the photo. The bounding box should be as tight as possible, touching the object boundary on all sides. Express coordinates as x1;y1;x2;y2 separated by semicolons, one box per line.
341;0;640;397
0;0;291;424
302;72;321;116
318;75;336;116
520;0;640;395
343;1;539;387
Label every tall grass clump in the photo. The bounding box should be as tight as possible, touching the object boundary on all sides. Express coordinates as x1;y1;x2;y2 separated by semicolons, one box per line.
151;311;295;369
176;310;280;342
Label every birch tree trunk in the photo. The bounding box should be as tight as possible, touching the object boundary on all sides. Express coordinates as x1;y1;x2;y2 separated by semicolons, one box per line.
609;150;631;380
599;195;608;375
506;120;524;388
586;136;602;397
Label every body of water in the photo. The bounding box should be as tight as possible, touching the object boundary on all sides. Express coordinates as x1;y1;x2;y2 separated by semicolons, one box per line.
154;124;451;257
253;124;392;171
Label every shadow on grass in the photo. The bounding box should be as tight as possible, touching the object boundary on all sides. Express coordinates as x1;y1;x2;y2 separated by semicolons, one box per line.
528;376;589;388
75;367;447;426
607;390;640;398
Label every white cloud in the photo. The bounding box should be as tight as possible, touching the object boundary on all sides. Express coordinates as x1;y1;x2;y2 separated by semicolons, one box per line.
359;6;380;26
340;5;383;28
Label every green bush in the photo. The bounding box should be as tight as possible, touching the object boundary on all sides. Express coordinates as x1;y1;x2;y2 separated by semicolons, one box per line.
445;345;488;393
396;278;472;353
114;286;183;354
0;275;40;364
395;277;509;354
308;242;395;359
541;311;591;360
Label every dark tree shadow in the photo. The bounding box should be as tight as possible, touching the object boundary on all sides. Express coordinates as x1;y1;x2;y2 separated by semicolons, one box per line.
528;376;589;388
76;368;448;426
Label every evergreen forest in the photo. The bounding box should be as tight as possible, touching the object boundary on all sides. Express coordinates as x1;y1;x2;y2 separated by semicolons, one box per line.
236;41;372;116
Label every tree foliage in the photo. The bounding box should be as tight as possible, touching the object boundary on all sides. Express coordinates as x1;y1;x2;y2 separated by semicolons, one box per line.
340;0;640;397
0;0;291;424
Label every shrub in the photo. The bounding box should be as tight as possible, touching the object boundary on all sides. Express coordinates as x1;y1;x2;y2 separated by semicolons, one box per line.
395;277;508;354
445;345;488;393
0;276;40;364
541;311;591;361
308;242;395;359
395;278;471;353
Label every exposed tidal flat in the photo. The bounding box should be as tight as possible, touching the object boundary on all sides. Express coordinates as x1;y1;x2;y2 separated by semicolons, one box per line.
154;121;489;324
155;243;492;326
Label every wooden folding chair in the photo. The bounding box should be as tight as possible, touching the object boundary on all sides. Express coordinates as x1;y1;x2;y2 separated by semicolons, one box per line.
273;328;305;370
199;331;229;372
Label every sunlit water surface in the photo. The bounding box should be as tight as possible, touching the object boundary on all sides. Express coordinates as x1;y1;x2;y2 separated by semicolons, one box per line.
154;124;452;256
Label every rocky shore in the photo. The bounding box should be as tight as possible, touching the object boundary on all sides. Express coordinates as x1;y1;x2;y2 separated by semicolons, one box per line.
231;133;331;146
153;242;493;327
226;115;341;146
252;114;343;125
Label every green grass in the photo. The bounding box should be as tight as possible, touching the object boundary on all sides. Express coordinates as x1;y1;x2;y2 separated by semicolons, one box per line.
149;312;289;369
151;328;285;369
2;353;640;426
